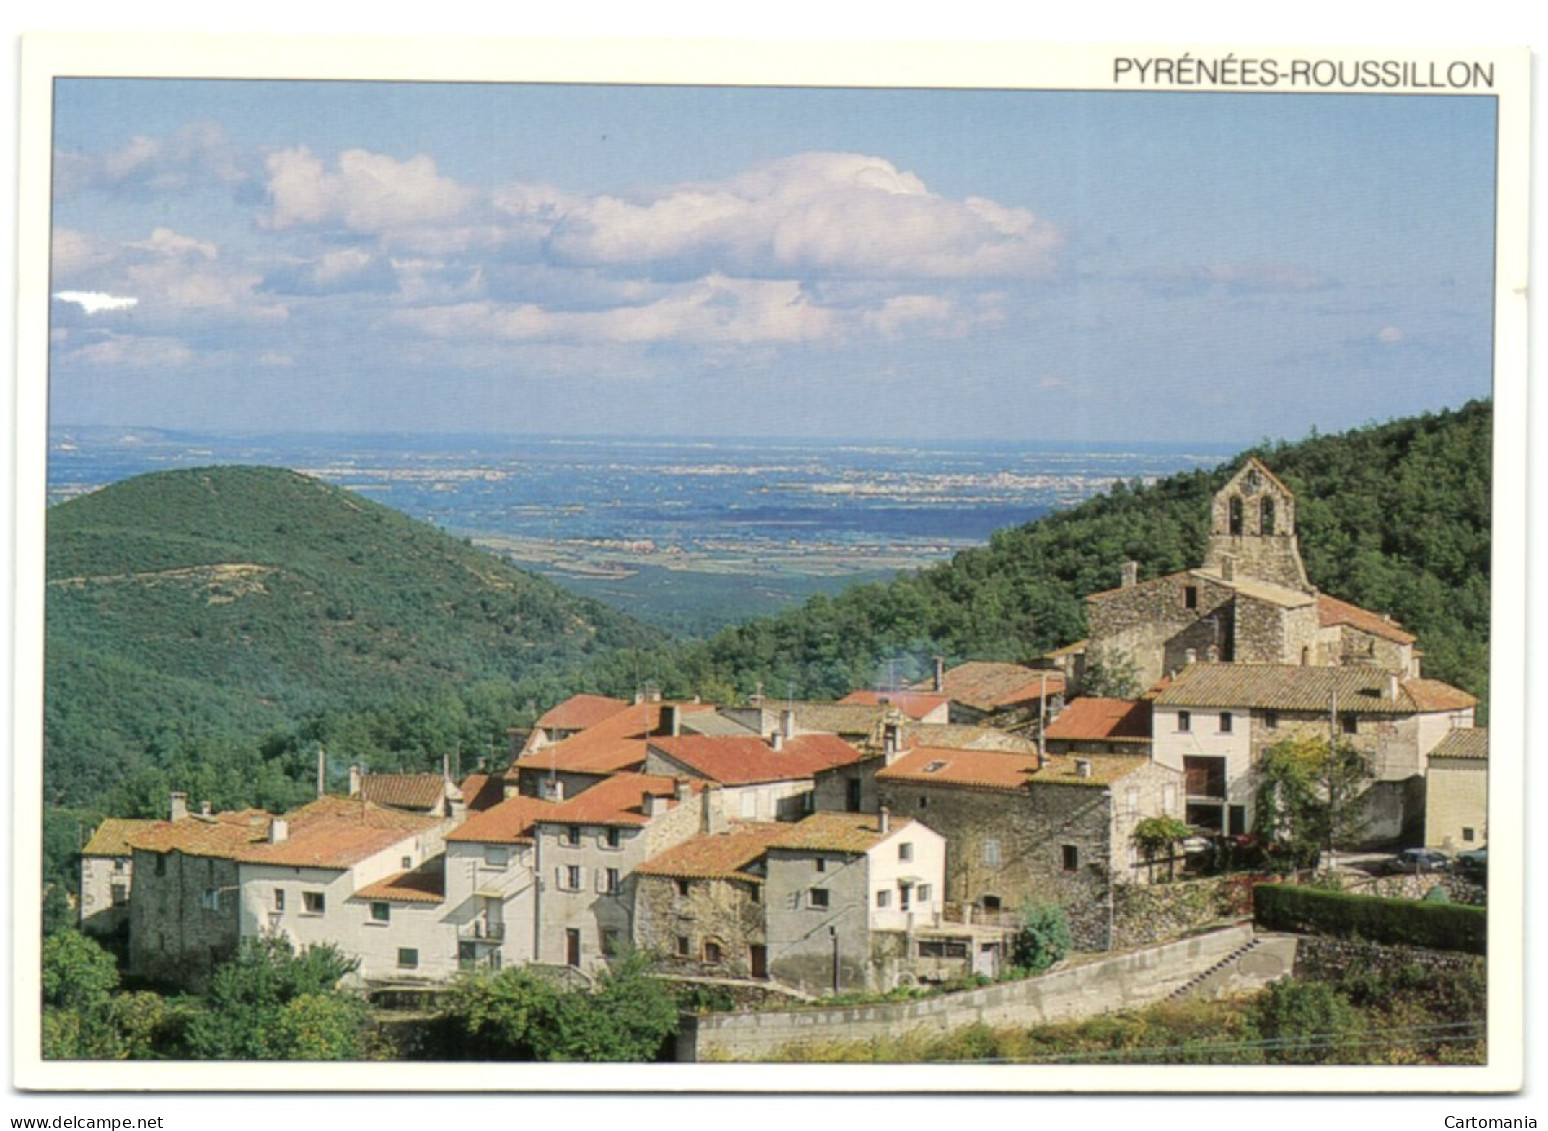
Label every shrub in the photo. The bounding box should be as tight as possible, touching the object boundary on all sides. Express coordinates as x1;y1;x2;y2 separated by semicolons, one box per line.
1253;883;1485;953
1010;902;1073;974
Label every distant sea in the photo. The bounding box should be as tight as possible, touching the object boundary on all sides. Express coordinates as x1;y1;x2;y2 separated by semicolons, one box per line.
46;427;1236;634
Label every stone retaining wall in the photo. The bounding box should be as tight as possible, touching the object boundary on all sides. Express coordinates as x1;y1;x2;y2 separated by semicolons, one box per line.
1292;936;1485;982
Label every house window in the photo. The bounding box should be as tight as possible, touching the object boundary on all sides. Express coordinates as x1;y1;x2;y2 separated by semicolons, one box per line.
898;843;914;863
1177;711;1192;733
397;948;418;970
876;889;891;909
1062;845;1079;872
401;856;412;870
562;827;580;847
155;856;166;877
918;939;968;959
981;895;1002;913
983;839;1001;867
815;858;826;873
676;935;691;957
601;928;622;957
604;867;621;894
483;847;509;868
1229;495;1244;536
370;902;390;923
1184;585;1199;610
918;795;928;810
200;888;221;911
703;940;723;964
1341;714;1358;735
1219;712;1233;734
917;884;932;903
564;865;582;891
303;891;325;914
1264;711;1279;730
899;885;911;911
605;828;622;849
748;883;761;904
675;878;690;898
1463;827;1476;842
273;888;285;912
110;884;128;907
113;858;128;873
809;888;830;910
1261;497;1276;536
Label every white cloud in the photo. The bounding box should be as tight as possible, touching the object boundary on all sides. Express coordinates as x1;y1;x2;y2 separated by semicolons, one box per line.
1378;325;1405;343
53;291;138;314
262;146;478;235
67;332;195;369
54;122;250;196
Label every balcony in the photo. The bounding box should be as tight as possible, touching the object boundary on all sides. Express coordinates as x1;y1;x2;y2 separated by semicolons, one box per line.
459;919;506;942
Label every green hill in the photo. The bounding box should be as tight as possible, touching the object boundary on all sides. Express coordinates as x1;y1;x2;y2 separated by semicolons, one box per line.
44;466;663;808
578;401;1492;711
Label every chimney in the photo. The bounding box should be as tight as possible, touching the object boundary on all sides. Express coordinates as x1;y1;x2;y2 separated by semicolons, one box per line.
1206;644;1220;663
642;793;659;818
770;731;784;752
1075;758;1093;780
268;817;289;844
780;708;796;740
701;784;725;835
316;746;326;798
169;792;188;823
348;765;362;798
751;681;765;707
1121;561;1139;588
1184;648;1197;666
1220;555;1236;582
541;779;565;803
879;806;890;834
673;778;691;803
662;703;682;737
442;753;451;782
200;799;212;817
932;657;946;692
1387;673;1400;701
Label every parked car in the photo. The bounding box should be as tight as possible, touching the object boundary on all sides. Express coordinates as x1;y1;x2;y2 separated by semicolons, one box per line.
1454;848;1487;881
1387;848;1451;874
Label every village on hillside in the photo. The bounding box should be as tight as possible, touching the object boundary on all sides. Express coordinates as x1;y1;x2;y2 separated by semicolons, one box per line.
76;460;1488;1006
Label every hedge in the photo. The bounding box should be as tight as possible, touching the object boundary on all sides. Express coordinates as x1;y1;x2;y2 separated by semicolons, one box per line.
1253;883;1486;954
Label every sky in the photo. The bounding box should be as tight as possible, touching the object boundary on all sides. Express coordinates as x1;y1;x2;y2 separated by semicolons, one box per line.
47;80;1499;444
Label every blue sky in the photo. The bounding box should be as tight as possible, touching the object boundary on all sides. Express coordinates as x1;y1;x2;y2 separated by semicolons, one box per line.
48;81;1498;443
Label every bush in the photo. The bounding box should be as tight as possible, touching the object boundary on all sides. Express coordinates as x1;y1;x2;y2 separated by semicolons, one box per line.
1010;902;1073;974
1251;979;1367;1064
1253;883;1485;953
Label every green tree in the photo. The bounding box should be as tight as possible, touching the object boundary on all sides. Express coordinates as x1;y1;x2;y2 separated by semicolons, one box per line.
1077;647;1141;700
40;930;124;1059
1251;978;1367;1064
185;936;363;1060
1253;735;1375;869
1132;816;1192;882
1009;902;1073;975
269;993;371;1060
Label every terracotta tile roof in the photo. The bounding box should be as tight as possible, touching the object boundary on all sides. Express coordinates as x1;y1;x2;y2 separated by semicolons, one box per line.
839;690;948;719
648;733;863;786
127;812;274;859
1044;698;1152;743
635;822;790;881
1153;663;1474;715
353;859;446;904
512;702;712;777
1318;595;1418;645
235;797;439;870
769;811;916;854
537;773;700;828
878;746;1148;791
915;662;1065;712
458;773;508;812
535;693;631;730
82;818;162;858
899;723;1039;754
1404;679;1479;712
445;795;558;844
360;773;447;813
1428;728;1489;761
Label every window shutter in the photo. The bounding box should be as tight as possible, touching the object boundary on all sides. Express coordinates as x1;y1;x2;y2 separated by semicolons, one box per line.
554;866;564;890
594;868;606;893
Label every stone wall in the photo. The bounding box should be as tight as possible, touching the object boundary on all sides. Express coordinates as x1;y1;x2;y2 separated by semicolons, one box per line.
127;849;242;990
1111;876;1241;950
680;924;1263;1061
1086;573;1236;691
1292;936;1485;982
635;873;765;979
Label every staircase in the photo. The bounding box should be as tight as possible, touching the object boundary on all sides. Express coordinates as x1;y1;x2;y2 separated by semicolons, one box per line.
1166;937;1263;1002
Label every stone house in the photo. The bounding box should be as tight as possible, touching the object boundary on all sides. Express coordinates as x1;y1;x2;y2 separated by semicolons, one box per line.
1150;662;1476;841
1042;697;1152;757
1424;727;1489;851
1083;459;1420;692
233;796;446;984
761;811;948;995
875;746;1183;951
79;817;158;941
529;772;706;974
440;794;560;973
643;730;864;822
914;659;1066;728
124;799;274;988
810;724;1038;816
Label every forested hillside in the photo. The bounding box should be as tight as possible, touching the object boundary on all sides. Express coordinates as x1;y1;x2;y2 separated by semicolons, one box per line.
576;400;1492;711
44;466;663;811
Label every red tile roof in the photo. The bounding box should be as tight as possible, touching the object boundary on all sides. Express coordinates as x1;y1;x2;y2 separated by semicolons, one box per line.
1153;663;1474;715
537;773;700;828
1428;728;1489;761
769;811;917;854
513;701;713;777
352;863;446;904
359;773;447;813
1403;678;1479;712
1044;698;1152;743
839;690;948;719
82;818;161;858
535;693;631;731
635;822;791;881
916;662;1065;712
458;773;508;812
878;746;1147;791
445;795;559;844
649;733;863;786
126;812;274;859
1318;595;1418;645
235;797;439;870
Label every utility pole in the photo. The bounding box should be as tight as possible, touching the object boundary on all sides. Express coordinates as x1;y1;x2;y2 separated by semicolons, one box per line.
1036;673;1048;770
829;925;840;994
